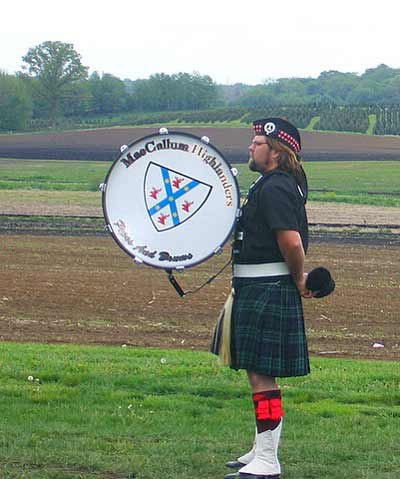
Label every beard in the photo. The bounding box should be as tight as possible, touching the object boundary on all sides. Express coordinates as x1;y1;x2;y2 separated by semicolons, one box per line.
248;156;258;172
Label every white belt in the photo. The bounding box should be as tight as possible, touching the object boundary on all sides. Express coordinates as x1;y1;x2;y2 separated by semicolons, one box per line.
233;262;290;278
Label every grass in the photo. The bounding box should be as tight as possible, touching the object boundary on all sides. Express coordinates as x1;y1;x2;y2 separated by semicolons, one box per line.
305;116;320;131
234;161;400;207
0;189;100;208
307;192;400;207
0;159;107;192
0;120;251;136
77;120;251;130
367;114;377;135
0;158;400;208
0;119;384;137
0;342;399;479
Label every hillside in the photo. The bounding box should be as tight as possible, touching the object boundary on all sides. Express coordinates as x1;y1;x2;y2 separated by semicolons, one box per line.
1;127;400;162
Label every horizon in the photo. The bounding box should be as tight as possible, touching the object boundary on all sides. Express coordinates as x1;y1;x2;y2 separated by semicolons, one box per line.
3;61;396;86
3;0;400;85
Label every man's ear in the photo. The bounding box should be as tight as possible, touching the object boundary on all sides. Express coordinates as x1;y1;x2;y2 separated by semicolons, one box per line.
270;149;280;160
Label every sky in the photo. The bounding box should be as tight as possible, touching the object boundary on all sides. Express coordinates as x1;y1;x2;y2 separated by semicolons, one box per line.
2;0;400;85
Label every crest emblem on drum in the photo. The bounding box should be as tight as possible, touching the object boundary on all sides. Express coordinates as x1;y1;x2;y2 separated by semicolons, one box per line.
144;162;212;232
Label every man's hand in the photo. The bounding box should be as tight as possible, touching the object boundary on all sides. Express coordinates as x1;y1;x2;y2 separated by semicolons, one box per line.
296;273;314;298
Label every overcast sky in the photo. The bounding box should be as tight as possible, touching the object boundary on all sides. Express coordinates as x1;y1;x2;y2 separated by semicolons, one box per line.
2;0;400;85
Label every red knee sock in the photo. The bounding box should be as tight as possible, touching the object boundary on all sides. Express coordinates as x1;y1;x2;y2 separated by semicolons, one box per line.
252;390;284;433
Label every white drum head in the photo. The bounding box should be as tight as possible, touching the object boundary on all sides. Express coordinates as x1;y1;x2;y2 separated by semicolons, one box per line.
102;131;240;269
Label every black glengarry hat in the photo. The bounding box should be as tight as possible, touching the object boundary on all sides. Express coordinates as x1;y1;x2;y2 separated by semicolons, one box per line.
306;267;335;298
253;117;301;154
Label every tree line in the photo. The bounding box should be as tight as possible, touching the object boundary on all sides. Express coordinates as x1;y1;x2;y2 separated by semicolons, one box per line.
2;41;400;133
0;41;218;130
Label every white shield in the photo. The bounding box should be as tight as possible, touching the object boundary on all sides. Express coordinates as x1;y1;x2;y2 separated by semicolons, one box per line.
144;162;212;232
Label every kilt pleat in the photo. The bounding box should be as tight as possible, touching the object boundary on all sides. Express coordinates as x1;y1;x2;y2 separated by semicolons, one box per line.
230;276;310;377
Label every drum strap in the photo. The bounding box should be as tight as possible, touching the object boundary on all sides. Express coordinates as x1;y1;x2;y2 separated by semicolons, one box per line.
165;253;232;297
166;270;186;297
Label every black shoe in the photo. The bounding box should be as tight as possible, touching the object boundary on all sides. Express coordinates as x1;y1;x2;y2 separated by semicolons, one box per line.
225;461;246;469
238;474;280;479
224;473;240;479
225;472;280;479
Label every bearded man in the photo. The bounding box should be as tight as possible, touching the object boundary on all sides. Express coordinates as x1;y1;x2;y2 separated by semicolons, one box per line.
225;118;312;479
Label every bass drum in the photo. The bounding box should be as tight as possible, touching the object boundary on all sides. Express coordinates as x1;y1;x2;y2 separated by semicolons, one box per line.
102;129;240;270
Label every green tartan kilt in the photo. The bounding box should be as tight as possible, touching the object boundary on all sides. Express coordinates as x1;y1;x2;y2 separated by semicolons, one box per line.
230;275;310;377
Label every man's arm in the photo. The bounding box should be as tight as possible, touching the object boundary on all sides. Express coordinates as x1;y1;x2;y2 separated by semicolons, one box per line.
275;230;313;298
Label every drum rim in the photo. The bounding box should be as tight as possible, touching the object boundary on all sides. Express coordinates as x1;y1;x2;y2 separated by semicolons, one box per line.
102;130;240;270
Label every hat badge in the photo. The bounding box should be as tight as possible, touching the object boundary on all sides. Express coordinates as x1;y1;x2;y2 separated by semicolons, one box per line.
264;122;276;135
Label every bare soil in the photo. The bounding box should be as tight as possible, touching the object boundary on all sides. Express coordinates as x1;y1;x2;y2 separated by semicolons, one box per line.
1;127;400;162
1;127;399;360
0;196;100;217
1;234;399;361
306;202;400;226
1;196;399;229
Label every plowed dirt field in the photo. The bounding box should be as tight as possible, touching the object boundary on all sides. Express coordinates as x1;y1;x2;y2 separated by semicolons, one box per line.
2;127;400;162
1;234;399;361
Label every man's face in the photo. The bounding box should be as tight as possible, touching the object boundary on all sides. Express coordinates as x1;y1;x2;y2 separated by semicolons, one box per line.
248;135;275;173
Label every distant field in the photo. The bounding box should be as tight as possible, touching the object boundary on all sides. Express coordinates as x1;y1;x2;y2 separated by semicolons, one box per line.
2;127;400;162
236;162;400;207
0;158;399;207
0;159;104;192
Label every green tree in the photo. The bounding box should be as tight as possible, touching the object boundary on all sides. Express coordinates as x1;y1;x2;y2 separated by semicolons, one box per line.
61;80;92;117
361;64;400;82
88;72;128;114
21;41;88;126
132;72;217;111
0;72;32;131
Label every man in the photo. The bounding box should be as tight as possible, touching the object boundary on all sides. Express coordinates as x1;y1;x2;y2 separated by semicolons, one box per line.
225;118;312;479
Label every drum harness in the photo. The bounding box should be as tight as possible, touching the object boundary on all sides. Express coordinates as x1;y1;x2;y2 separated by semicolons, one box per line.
165;252;233;297
165;176;262;297
166;165;316;298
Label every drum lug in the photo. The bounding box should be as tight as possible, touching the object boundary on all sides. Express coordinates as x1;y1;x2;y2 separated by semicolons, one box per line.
134;257;143;265
231;167;238;176
159;127;169;135
99;183;106;192
235;208;241;218
104;224;112;232
201;136;210;144
214;246;223;255
120;144;128;153
175;266;185;272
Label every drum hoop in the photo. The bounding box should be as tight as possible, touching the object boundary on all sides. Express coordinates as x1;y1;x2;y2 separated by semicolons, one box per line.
102;130;240;270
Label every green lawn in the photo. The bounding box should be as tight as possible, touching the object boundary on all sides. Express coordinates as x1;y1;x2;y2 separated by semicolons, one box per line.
235;161;400;207
0;342;399;479
0;158;399;207
0;159;106;192
0;189;100;208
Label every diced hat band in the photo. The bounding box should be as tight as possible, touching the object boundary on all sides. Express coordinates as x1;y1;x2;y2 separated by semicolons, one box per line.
253;117;301;153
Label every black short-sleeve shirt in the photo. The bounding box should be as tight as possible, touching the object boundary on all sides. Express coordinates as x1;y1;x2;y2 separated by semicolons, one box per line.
234;169;309;264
